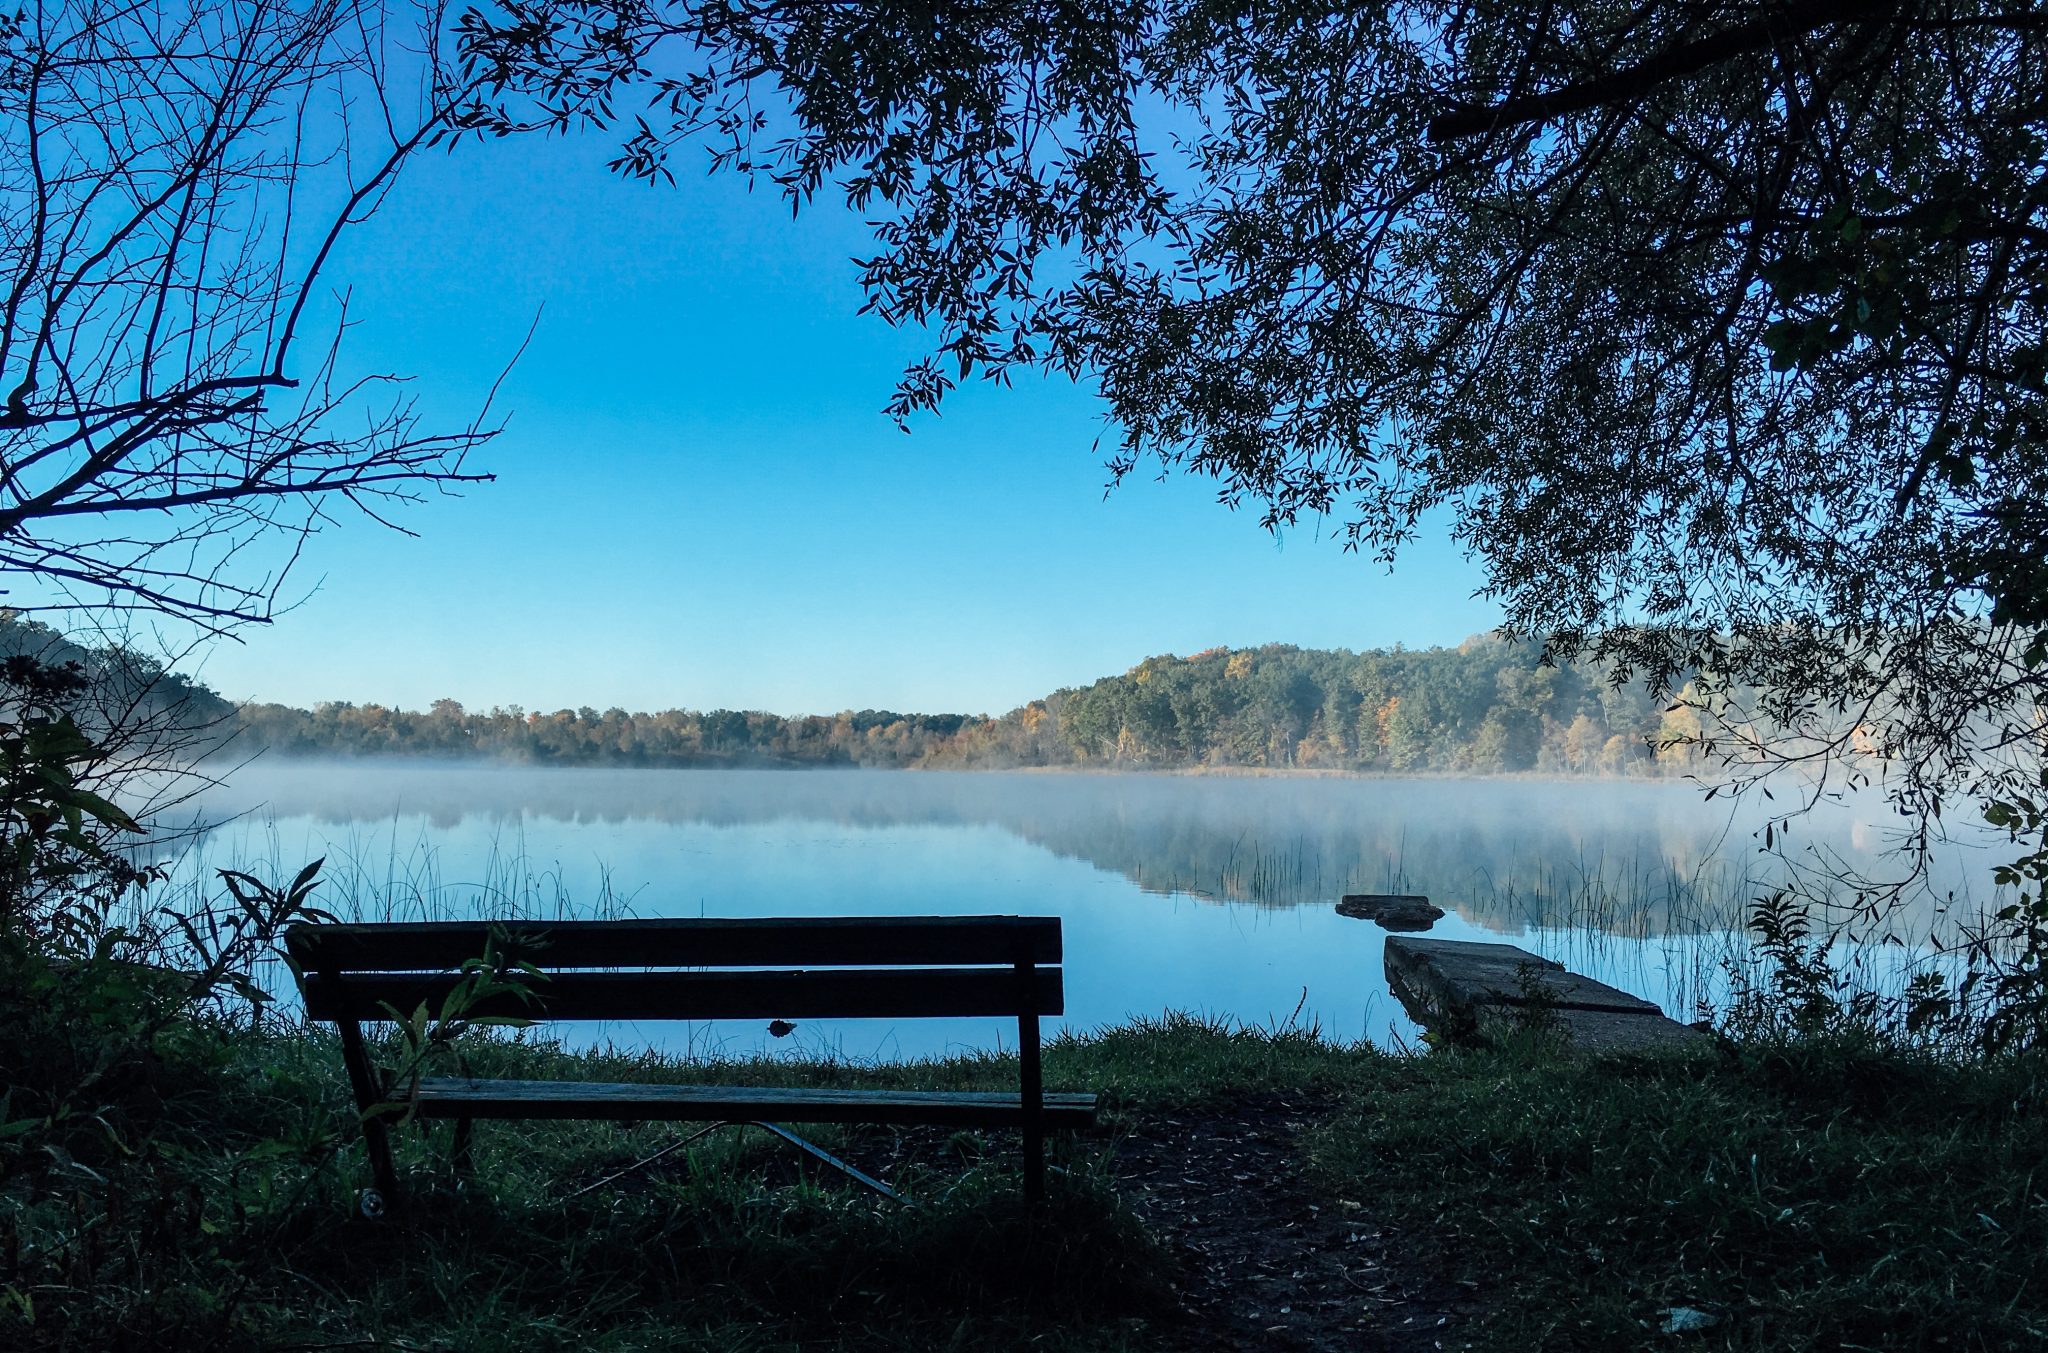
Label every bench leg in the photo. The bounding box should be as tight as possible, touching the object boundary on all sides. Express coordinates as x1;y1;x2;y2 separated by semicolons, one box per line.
337;1015;399;1210
451;1114;474;1176
362;1115;399;1202
1023;1125;1045;1207
1018;995;1045;1208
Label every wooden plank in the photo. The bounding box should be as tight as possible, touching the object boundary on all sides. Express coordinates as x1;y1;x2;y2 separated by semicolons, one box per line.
407;1077;1100;1129
301;965;1065;1022
1547;1008;1711;1053
286;915;1062;972
1383;936;1655;1013
1383;936;1706;1051
1386;936;1565;974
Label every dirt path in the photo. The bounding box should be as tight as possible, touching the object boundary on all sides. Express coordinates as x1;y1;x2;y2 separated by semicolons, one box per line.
621;1094;1478;1348
1107;1094;1476;1352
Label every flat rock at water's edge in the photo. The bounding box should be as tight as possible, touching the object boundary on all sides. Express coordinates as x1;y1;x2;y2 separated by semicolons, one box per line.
1383;936;1706;1052
1335;894;1445;931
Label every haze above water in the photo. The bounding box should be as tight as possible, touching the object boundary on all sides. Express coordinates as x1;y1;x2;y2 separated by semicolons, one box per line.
165;764;1997;1060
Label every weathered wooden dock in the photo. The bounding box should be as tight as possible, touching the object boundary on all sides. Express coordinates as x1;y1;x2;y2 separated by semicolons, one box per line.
1383;936;1706;1052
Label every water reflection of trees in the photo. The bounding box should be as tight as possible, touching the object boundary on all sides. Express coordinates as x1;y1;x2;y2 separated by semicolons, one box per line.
170;764;1986;939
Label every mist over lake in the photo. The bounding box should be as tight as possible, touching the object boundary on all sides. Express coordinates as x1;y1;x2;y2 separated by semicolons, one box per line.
162;762;1995;1059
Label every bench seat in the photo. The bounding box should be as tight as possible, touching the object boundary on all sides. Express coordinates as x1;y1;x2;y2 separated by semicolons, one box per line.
413;1077;1099;1128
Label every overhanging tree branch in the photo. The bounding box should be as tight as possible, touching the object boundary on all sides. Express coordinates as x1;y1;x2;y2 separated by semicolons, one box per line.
1426;0;1896;141
0;0;507;627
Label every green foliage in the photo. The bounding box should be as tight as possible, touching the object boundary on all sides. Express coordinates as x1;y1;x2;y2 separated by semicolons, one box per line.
0;656;342;1349
0;653;145;935
1048;1011;1378;1110
369;926;547;1128
235;696;964;768
1711;861;2048;1062
1724;890;1874;1037
1977;783;2048;1055
0;614;236;741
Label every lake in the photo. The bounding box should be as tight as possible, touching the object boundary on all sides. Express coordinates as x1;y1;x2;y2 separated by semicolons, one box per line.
159;763;1994;1059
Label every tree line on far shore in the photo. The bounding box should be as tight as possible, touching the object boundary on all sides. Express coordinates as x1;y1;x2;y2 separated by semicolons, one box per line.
230;635;1708;776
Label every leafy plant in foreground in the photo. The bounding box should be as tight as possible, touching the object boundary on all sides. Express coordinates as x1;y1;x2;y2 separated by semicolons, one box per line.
1976;782;2048;1055
1;656;345;1347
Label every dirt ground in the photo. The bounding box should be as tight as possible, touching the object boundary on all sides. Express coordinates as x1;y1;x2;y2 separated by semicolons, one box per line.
1104;1093;1476;1353
817;1092;1476;1352
610;1093;1476;1350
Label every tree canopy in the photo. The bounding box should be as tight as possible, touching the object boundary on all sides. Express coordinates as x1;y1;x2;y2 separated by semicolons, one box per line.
459;0;2048;827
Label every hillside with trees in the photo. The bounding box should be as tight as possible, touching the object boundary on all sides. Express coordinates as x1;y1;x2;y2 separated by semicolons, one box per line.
232;635;1703;776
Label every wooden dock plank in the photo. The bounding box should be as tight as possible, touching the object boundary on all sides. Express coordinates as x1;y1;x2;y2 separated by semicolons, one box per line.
1383;936;1705;1051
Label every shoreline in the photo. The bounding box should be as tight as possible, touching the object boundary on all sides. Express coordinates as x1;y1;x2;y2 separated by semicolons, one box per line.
209;750;1705;786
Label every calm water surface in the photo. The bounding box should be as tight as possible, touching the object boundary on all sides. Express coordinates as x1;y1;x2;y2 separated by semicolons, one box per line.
161;764;1993;1059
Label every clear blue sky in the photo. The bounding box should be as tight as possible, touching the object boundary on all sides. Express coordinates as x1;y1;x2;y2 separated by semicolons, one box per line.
190;127;1501;716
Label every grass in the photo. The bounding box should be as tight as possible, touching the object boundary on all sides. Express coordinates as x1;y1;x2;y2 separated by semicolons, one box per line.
4;1012;2044;1351
1312;1031;2048;1351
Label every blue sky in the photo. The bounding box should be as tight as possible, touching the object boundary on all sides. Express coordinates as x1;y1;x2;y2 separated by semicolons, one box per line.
190;126;1501;716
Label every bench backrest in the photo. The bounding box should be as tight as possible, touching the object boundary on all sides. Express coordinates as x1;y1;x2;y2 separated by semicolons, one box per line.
286;915;1064;1024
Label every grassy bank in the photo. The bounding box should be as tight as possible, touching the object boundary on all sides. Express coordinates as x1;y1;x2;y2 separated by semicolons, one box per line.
3;1014;2043;1351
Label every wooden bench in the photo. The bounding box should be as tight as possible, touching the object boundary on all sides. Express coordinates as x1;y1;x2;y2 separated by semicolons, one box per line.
285;915;1096;1207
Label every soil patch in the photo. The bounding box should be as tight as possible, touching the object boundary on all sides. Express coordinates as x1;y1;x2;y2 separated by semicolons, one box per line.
588;1094;1478;1350
1107;1093;1475;1352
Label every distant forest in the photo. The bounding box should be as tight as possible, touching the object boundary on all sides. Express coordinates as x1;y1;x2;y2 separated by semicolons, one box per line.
229;637;1706;776
0;613;1708;775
